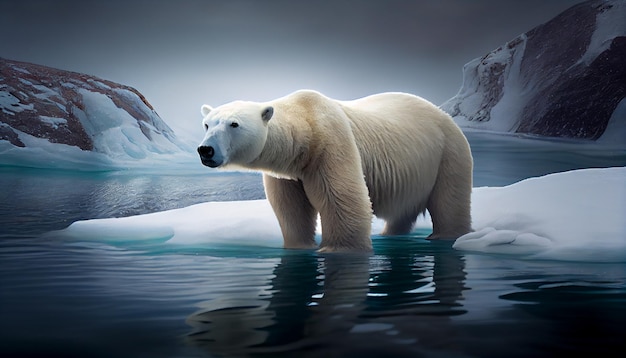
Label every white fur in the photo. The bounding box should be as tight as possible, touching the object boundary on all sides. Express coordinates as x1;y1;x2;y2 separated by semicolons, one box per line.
198;90;473;252
200;101;270;168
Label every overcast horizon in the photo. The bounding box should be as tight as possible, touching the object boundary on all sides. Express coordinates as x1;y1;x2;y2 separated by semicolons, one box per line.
1;0;583;140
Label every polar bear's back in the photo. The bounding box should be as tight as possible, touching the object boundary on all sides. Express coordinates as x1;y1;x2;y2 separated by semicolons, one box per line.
339;92;453;133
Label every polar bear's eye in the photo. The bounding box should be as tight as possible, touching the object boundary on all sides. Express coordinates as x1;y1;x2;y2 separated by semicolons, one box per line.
204;124;208;131
230;122;239;128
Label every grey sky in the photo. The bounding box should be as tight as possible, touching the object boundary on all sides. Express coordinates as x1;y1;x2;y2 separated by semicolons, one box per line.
0;0;583;139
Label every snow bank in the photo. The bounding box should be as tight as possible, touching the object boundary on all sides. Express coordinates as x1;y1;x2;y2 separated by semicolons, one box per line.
50;167;626;262
75;89;185;159
454;166;625;262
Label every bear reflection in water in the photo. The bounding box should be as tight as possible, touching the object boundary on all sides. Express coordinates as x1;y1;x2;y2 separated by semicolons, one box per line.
186;238;466;357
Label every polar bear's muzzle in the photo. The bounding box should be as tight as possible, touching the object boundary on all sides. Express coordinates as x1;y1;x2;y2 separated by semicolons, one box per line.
197;145;223;168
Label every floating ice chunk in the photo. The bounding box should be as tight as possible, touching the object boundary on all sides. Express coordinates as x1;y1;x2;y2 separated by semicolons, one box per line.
54;200;285;247
453;228;552;255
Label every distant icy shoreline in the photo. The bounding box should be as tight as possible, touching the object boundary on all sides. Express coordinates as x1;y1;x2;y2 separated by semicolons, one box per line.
0;139;200;172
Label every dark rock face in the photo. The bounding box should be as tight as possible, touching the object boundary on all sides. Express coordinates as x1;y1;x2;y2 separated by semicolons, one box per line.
442;0;626;141
0;57;180;155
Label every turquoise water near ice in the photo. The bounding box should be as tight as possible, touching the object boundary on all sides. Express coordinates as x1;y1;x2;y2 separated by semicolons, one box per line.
1;132;625;357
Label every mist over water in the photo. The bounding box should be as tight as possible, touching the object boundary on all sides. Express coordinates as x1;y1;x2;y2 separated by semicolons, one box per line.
0;0;583;139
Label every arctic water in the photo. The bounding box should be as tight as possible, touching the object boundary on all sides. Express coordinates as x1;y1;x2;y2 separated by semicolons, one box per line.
1;132;625;358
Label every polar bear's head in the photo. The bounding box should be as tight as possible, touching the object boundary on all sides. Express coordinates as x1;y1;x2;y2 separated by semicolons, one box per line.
197;101;274;168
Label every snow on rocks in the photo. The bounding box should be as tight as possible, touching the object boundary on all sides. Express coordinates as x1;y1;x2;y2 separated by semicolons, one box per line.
441;0;626;145
0;57;191;169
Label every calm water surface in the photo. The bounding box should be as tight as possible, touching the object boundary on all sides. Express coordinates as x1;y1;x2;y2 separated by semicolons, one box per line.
1;133;625;357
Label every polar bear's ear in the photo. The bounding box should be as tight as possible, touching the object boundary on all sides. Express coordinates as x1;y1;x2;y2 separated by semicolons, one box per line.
201;104;213;117
261;106;273;122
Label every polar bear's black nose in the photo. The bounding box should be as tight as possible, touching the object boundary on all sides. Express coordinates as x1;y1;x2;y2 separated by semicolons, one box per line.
197;145;214;159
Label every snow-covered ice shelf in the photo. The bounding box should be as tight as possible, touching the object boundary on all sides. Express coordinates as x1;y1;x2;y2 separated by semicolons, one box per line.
50;167;626;263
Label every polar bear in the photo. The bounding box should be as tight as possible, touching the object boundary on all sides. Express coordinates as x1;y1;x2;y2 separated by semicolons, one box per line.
197;90;472;252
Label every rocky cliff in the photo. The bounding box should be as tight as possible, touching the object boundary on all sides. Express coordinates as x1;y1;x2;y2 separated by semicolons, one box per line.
441;0;625;142
0;57;186;166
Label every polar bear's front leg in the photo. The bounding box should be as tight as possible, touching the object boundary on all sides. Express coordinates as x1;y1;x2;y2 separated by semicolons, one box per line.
263;175;318;249
301;158;373;253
